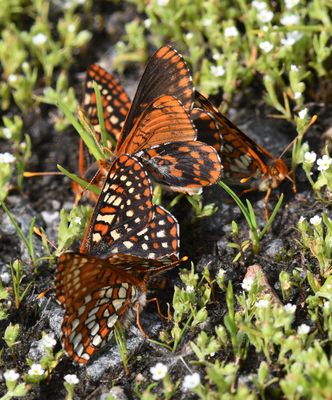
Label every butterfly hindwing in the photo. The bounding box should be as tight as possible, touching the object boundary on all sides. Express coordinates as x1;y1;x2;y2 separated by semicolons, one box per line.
191;107;223;154
140;141;222;194
80;154;154;255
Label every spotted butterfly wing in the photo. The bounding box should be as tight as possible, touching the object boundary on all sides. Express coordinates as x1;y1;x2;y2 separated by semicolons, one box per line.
84;64;131;144
82;45;222;194
80;153;179;258
116;45;194;150
195;91;289;192
56;154;181;363
84;62;223;164
56;253;180;364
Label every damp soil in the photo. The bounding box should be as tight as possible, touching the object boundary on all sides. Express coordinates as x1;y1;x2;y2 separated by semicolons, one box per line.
0;3;331;400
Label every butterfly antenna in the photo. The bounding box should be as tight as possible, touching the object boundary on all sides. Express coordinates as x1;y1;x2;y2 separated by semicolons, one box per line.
278;114;318;160
33;226;57;249
24;171;64;177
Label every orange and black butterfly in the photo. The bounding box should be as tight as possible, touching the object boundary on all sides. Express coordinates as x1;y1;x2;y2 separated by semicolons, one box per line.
194;92;290;205
82;45;223;195
56;154;183;364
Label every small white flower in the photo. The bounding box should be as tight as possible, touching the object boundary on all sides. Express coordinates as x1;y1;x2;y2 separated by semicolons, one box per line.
297;323;310;335
298;108;308;119
185;32;194;40
4;369;20;382
298;216;306;223
203;18;213;27
0;152;15;163
157;0;169;5
285;0;300;8
323;301;330;310
211;65;225;77
64;374;79;384
255;299;270;308
150;362;168;380
186;285;195;293
32;33;47;46
241;277;254;291
317;155;332;171
182;372;201;390
259;41;273;53
262;25;269;32
310;215;322;226
68;24;76;33
252;1;267;11
28;364;45;376
212;53;222;61
281;31;303;46
291;64;299;72
224;26;239;37
144;19;152;29
3;127;12;139
304;151;317;164
8;74;18;83
257;9;274;23
280;14;300;26
294;91;302;99
217;268;226;279
284;303;296;313
74;216;82;225
1;271;11;284
41;334;56;349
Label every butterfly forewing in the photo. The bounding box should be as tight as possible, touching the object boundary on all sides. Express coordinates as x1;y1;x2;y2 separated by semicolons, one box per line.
117;95;197;155
117;45;194;150
80;155;154;255
85;64;131;143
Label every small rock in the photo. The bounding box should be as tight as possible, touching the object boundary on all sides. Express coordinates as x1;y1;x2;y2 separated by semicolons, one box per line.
51;200;61;210
41;210;59;225
0;213;17;236
0;269;11;284
86;336;144;381
101;386;127;400
265;239;285;257
244;264;281;305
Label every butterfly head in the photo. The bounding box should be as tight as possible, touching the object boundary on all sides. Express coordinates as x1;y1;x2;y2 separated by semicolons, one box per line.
260;158;289;190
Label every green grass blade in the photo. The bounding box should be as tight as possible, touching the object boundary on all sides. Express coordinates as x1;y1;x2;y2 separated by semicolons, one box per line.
58;98;105;162
259;193;284;239
0;201;33;262
218;180;253;229
28;217;36;265
246;199;257;231
93;81;117;149
57;164;101;196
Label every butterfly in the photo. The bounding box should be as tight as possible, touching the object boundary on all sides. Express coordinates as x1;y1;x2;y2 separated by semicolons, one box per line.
194;91;290;209
56;154;183;364
82;45;223;195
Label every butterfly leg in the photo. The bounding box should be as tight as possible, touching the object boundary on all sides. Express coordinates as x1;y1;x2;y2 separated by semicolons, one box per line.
264;188;272;222
135;302;149;339
146;297;169;321
240;187;258;196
